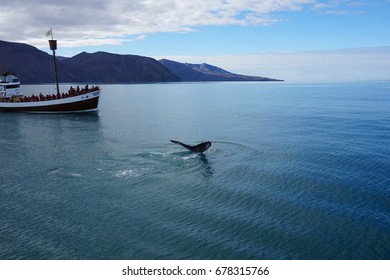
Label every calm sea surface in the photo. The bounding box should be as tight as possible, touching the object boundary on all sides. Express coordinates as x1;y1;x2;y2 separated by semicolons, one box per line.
1;82;389;260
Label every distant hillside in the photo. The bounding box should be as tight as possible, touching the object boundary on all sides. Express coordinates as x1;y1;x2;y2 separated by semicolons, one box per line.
0;40;77;83
62;52;180;83
0;40;179;83
0;40;282;83
159;59;282;82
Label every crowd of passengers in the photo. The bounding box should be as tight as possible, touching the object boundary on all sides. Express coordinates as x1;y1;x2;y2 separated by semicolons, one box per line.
20;85;99;102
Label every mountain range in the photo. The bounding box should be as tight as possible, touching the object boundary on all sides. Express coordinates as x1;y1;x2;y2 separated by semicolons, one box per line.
0;40;282;83
159;59;280;82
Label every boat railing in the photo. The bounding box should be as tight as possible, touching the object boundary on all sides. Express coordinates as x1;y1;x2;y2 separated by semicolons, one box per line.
0;85;99;103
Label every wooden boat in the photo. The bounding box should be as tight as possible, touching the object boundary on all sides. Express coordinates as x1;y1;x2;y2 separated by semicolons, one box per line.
0;35;100;113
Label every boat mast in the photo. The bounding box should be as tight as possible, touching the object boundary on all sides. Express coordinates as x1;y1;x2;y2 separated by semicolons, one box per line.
47;29;60;95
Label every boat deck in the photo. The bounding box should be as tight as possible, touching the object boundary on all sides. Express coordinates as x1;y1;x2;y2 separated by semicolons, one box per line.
0;86;101;112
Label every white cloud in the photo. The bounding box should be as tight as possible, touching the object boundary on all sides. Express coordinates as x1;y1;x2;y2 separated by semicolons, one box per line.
157;47;390;82
311;0;365;15
0;0;315;47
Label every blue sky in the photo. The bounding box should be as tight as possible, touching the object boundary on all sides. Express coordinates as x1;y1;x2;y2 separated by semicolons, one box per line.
1;0;389;81
124;3;390;56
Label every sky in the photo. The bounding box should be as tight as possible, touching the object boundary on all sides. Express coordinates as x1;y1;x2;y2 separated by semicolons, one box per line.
0;0;389;82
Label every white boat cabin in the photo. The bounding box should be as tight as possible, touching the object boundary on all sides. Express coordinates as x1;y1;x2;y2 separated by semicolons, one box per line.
0;72;22;99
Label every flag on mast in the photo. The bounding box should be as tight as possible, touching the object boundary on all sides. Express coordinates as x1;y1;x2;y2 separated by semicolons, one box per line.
46;28;53;38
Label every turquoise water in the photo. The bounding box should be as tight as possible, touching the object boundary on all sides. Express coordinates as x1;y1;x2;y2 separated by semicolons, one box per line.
1;82;389;259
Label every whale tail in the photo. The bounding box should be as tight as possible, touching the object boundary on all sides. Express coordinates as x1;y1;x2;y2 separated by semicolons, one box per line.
170;140;193;150
170;140;211;153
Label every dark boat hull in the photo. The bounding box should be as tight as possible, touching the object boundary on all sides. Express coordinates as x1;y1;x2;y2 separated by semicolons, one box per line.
0;90;100;113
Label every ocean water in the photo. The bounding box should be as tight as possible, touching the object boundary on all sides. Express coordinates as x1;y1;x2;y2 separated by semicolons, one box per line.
0;82;389;260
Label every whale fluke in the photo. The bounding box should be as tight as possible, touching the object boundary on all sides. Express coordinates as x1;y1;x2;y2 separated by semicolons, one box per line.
170;140;211;153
